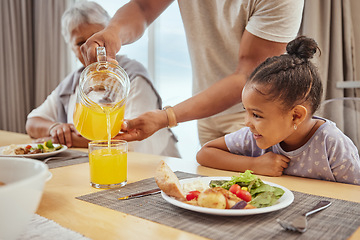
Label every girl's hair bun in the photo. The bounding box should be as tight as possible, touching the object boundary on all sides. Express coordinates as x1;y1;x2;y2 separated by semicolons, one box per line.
286;36;319;60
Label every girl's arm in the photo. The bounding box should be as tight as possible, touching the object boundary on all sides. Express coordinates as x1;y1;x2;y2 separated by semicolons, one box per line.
196;137;290;177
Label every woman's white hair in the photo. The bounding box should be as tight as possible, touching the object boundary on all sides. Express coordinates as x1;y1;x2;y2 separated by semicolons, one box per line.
61;1;110;43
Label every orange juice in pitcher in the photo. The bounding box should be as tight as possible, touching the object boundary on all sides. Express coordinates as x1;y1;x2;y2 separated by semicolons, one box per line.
73;47;130;141
73;102;126;141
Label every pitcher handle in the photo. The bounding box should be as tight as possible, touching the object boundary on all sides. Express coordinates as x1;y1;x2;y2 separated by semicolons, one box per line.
96;47;108;71
96;47;107;62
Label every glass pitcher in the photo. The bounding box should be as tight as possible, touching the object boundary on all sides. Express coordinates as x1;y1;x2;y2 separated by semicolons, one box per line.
73;47;130;141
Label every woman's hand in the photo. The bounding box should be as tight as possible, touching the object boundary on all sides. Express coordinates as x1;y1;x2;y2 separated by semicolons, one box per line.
114;110;168;141
34;124;89;148
49;123;80;147
80;27;121;66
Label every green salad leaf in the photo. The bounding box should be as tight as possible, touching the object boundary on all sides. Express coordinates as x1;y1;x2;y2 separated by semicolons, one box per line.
249;183;284;208
45;139;54;149
210;170;262;191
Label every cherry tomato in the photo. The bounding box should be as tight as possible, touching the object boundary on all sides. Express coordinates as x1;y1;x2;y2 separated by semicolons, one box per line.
25;145;32;150
229;184;241;195
186;190;201;201
236;189;252;202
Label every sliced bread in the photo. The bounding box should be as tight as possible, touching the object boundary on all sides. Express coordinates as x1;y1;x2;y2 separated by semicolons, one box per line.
154;160;186;201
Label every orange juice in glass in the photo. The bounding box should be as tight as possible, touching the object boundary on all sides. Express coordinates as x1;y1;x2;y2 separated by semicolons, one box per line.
89;140;127;188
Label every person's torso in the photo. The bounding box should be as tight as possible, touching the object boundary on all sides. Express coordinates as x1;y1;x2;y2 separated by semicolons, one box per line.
177;0;303;116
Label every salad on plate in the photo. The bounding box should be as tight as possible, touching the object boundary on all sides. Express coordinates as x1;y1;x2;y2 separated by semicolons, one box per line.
1;140;64;155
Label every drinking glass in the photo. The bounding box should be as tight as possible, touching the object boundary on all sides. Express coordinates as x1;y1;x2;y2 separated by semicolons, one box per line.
88;140;127;189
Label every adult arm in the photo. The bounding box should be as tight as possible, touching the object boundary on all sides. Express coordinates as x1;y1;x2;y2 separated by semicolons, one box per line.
25;89;88;148
26;117;60;139
80;0;174;65
118;31;287;141
26;89;59;139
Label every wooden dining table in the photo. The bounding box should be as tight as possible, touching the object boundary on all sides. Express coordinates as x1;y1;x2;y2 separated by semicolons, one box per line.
1;129;359;240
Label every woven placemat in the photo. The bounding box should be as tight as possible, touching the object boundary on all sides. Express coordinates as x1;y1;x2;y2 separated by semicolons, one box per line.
76;172;360;240
43;149;88;169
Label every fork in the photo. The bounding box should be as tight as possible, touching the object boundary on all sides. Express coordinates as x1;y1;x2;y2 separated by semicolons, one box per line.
43;154;88;164
277;200;331;233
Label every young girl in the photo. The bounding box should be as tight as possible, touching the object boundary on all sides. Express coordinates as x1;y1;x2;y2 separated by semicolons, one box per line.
196;36;360;185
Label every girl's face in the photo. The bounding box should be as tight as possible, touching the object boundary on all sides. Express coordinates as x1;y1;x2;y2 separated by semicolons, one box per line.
242;83;296;149
69;23;105;66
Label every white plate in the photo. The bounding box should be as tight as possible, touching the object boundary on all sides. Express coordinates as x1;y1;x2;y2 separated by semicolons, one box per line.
0;144;68;159
161;176;294;216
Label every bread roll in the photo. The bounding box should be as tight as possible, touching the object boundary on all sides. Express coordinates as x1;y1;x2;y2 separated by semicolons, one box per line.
154;160;186;201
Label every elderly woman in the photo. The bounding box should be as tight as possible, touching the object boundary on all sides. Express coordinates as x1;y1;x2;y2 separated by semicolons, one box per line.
26;1;180;158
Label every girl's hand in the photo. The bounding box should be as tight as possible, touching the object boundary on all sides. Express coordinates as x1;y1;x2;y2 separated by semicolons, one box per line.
253;152;290;177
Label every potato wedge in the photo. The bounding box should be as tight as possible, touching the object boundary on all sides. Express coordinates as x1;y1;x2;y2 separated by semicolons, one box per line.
197;188;227;209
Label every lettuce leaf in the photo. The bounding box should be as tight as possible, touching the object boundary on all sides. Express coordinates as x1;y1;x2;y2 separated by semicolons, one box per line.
45;140;54;149
219;170;262;191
